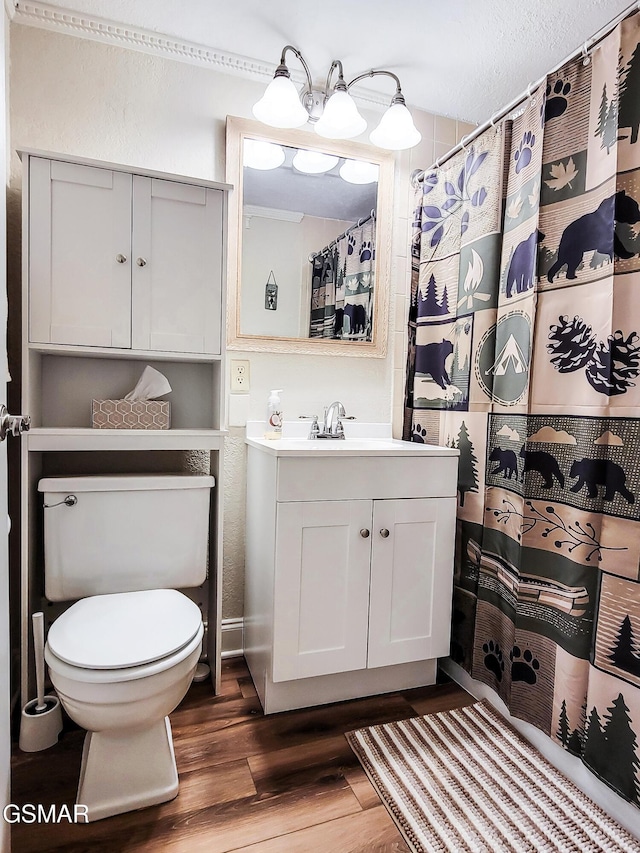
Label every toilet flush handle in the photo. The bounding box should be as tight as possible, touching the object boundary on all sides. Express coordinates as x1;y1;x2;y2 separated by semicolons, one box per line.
43;495;78;509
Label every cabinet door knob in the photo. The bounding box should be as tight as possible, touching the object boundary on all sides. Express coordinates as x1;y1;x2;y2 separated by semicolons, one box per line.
359;528;370;538
115;253;127;264
380;528;390;538
136;257;147;267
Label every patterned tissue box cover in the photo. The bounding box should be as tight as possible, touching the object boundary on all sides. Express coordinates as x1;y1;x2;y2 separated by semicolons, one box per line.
91;400;170;430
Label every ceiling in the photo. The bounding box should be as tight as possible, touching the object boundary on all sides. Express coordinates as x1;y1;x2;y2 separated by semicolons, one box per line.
24;0;635;123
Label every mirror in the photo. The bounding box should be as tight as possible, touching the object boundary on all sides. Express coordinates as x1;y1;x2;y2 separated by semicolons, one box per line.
226;117;394;356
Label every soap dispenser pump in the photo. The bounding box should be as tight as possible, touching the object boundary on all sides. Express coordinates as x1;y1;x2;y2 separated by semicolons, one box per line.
265;389;283;440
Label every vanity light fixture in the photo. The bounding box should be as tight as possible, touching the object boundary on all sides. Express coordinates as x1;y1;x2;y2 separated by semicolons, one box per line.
339;159;379;184
292;149;339;174
243;139;286;170
252;45;422;151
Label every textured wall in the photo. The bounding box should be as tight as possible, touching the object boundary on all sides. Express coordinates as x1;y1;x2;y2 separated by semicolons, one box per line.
8;23;473;619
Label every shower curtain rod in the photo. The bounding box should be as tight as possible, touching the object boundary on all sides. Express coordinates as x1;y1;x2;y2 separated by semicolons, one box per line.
309;209;376;260
411;0;640;185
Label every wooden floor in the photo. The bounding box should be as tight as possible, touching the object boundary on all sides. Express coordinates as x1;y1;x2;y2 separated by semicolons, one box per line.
10;657;474;853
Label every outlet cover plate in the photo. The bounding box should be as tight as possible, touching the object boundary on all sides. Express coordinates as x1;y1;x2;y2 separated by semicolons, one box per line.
230;359;250;392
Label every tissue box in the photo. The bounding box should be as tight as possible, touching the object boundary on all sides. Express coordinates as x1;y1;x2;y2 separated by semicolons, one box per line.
91;400;170;430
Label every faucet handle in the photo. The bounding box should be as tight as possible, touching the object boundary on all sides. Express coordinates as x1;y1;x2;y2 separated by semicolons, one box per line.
297;415;321;439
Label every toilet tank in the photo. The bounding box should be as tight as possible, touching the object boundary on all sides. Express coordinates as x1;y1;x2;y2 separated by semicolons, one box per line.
38;474;215;601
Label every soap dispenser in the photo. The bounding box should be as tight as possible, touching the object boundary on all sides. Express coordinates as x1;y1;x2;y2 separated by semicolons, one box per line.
265;389;283;440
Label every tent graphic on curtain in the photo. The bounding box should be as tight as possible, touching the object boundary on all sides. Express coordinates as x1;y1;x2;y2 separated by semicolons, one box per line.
487;335;528;375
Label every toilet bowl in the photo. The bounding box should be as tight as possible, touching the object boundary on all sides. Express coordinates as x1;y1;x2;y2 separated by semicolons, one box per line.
45;588;204;821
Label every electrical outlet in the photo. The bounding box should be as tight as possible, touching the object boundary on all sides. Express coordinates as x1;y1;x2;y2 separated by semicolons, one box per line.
230;359;250;392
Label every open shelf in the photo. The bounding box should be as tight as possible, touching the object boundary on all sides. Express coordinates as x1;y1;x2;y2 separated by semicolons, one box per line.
27;352;222;432
26;428;226;452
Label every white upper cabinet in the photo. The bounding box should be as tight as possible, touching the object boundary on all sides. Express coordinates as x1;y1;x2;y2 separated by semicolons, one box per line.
28;157;224;355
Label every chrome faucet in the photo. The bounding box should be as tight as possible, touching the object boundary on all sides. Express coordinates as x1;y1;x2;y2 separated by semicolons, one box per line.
319;401;346;439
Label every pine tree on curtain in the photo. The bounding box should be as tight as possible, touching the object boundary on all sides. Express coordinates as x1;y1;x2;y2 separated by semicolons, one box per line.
404;8;640;809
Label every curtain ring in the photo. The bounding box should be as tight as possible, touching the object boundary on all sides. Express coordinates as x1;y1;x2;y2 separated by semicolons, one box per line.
527;82;537;107
460;134;469;152
582;42;591;65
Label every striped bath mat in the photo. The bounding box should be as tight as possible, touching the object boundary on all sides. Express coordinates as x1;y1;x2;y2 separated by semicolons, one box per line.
346;700;640;852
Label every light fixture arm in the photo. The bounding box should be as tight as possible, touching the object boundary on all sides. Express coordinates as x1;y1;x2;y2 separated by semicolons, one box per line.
324;59;347;94
277;45;314;96
346;69;405;104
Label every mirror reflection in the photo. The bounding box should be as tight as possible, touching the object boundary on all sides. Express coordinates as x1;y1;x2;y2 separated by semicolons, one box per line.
240;140;378;341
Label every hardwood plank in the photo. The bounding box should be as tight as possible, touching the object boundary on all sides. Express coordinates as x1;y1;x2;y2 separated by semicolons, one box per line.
344;764;384;810
153;784;363;853
229;805;411;853
402;680;476;717
238;676;257;699
176;693;416;772
170;691;263;738
247;734;356;792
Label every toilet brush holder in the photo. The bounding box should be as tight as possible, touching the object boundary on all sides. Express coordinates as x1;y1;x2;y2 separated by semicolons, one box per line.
19;610;63;752
19;695;63;752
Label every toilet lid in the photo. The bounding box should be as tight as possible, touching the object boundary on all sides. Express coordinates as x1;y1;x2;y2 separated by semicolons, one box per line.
47;589;202;669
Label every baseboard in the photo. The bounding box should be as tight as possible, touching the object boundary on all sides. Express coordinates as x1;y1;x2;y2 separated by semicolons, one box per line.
440;657;640;839
221;617;243;659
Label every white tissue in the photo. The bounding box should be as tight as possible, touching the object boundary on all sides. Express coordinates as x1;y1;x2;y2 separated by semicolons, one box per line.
124;366;172;402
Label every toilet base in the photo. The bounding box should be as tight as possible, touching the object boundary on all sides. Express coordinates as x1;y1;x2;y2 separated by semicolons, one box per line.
77;716;179;821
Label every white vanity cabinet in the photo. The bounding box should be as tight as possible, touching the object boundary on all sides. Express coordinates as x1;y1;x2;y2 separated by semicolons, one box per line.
28;155;223;354
244;437;459;714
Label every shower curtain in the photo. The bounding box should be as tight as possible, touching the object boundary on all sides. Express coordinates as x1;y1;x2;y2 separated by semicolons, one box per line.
309;248;339;338
309;217;375;340
404;9;640;809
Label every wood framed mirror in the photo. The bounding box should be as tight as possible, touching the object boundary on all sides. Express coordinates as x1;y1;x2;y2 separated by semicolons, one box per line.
226;117;394;357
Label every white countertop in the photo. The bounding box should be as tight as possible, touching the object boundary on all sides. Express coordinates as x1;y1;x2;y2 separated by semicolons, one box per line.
244;421;459;458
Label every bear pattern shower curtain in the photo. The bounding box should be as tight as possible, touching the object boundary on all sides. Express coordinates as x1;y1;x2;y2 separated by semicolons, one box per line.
309;217;375;340
405;9;640;809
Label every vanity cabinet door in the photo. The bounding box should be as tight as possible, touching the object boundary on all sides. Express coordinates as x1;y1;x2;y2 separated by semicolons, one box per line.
272;499;372;682
131;177;223;354
29;158;132;348
367;497;456;669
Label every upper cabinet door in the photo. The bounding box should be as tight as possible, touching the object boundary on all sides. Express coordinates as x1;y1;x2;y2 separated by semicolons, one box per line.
367;497;457;669
131;176;223;354
29;158;132;348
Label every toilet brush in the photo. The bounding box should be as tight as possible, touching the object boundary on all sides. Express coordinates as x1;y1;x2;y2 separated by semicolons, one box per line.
19;611;63;752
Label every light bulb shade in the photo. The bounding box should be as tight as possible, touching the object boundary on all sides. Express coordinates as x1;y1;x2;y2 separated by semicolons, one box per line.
252;75;309;129
369;102;422;150
292;150;339;174
315;90;367;139
243;139;286;170
339;159;379;184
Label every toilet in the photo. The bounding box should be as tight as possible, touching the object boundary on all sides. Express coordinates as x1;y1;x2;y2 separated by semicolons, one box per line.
38;473;214;822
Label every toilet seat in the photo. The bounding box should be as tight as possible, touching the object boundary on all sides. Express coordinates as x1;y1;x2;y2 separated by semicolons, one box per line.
45;624;204;684
47;589;202;670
